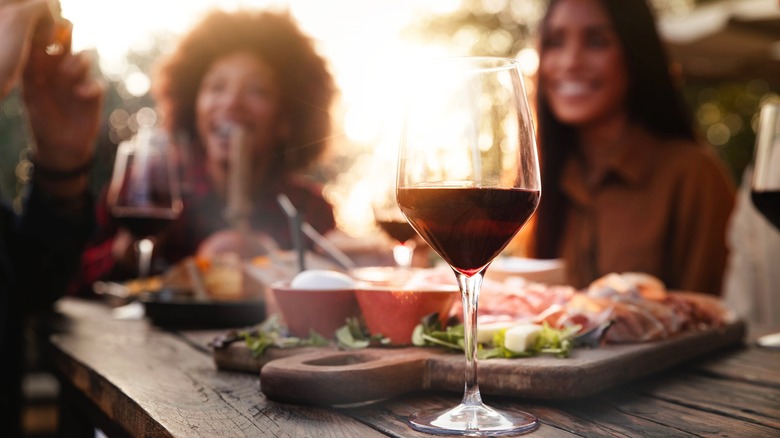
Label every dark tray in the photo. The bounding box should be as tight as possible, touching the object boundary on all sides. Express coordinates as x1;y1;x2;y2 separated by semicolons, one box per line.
141;289;265;329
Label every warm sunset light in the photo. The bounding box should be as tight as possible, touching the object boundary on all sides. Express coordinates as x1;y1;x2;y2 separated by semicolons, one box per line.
59;0;470;235
61;0;462;92
6;3;780;436
53;1;545;239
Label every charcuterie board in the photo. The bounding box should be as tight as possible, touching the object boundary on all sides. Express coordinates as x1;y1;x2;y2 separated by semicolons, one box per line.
212;319;746;406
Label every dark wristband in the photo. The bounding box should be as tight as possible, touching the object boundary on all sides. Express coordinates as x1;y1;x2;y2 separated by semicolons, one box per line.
32;157;94;181
47;192;90;216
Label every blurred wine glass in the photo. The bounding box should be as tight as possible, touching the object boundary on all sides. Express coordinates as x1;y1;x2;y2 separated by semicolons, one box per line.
372;183;417;269
397;56;540;435
752;102;780;231
107;128;183;278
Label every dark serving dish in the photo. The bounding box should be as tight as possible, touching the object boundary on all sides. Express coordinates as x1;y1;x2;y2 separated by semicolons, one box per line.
141;289;265;329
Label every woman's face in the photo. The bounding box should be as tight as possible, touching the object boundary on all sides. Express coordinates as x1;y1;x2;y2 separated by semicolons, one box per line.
196;51;284;168
539;0;629;128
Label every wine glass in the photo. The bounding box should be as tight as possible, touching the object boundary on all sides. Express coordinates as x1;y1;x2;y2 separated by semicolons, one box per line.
751;101;780;230
372;182;418;269
396;56;540;435
107;128;183;278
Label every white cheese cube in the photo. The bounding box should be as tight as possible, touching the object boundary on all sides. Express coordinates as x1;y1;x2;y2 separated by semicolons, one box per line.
503;324;542;353
477;321;516;344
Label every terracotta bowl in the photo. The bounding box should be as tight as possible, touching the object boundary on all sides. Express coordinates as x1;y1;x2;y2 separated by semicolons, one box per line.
271;282;360;338
355;285;459;345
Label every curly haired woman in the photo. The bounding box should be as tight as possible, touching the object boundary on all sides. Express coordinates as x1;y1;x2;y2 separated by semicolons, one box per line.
73;9;337;289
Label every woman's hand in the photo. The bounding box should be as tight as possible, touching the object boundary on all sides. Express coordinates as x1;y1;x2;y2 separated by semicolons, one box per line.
21;10;105;199
0;0;52;97
23;45;104;174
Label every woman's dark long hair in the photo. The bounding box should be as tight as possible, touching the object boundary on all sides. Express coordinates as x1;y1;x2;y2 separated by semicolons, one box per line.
531;0;696;258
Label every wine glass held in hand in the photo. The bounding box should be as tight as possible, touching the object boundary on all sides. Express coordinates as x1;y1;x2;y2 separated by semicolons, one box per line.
107;128;183;278
752;102;780;231
396;57;541;435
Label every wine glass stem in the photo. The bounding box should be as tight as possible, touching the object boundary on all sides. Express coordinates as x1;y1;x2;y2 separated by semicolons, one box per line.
392;243;414;269
137;238;155;278
454;269;485;407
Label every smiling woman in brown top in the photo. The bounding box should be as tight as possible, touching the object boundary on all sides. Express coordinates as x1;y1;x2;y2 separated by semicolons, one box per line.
529;0;735;295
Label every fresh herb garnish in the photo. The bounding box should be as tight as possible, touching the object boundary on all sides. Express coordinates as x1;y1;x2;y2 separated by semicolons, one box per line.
241;314;329;357
411;314;580;359
335;316;390;349
241;313;581;360
412;313;464;350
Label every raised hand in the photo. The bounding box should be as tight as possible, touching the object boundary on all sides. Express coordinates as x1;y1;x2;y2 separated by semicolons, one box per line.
0;0;53;97
22;27;104;175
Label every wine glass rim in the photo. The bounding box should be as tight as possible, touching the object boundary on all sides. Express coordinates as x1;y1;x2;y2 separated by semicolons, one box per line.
761;101;780;111
425;55;521;72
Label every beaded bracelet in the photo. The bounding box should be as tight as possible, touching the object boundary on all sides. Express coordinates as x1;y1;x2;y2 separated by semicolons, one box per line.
32;157;94;181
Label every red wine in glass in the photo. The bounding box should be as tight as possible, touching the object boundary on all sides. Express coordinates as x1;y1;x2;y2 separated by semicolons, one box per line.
751;102;780;231
108;129;182;277
751;191;780;230
111;207;179;239
373;182;418;268
396;57;540;435
376;219;418;244
398;187;540;276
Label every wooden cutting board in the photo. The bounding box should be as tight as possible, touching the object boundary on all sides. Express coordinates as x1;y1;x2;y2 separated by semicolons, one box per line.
213;320;745;406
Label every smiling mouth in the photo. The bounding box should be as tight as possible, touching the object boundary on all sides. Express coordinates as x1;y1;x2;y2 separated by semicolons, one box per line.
209;122;251;152
214;122;250;140
556;81;592;98
215;124;234;141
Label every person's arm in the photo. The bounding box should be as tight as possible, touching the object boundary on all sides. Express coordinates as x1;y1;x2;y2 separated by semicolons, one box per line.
4;0;105;306
22;16;103;196
10;184;95;310
671;148;736;296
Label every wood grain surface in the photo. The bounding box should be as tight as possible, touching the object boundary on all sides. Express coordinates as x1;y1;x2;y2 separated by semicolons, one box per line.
50;298;779;437
341;343;780;438
49;299;386;437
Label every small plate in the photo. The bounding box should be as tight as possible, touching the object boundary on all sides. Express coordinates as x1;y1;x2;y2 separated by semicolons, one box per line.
141;289;265;329
757;332;780;349
488;257;565;284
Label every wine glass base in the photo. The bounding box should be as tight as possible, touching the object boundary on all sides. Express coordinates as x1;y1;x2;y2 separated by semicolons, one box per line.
408;402;538;436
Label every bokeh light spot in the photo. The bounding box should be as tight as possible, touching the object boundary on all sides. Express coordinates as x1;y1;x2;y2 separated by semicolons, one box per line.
124;71;151;97
697;102;722;125
517;47;539;77
707;123;731;146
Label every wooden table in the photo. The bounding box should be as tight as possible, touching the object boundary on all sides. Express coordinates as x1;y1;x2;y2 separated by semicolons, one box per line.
48;297;780;437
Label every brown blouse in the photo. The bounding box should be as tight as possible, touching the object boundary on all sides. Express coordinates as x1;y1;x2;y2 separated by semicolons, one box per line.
557;127;736;295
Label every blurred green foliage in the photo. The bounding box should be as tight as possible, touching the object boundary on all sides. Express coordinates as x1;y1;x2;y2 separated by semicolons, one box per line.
0;44;162;207
684;79;778;181
0;92;31;206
